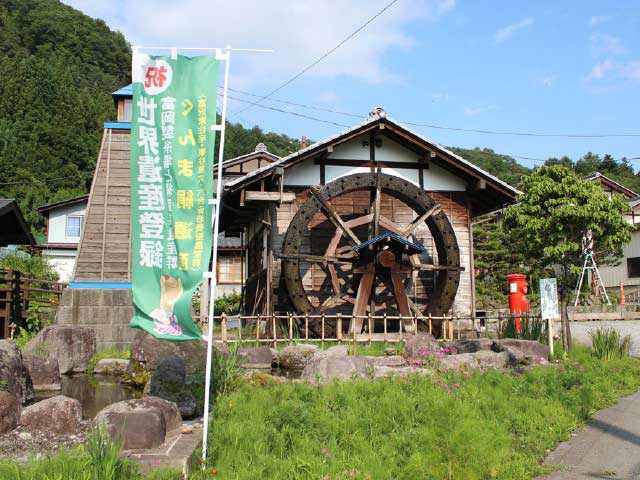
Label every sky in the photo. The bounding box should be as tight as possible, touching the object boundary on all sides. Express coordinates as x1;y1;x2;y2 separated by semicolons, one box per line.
64;0;640;169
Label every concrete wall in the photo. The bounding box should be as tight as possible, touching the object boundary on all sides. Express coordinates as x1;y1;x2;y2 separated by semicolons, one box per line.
55;288;136;351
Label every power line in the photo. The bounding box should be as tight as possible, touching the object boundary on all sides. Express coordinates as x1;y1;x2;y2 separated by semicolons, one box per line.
226;94;640;165
0;171;93;186
223;85;640;139
231;0;400;117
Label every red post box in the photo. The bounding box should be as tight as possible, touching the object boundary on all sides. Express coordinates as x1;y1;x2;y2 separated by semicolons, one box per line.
507;273;530;334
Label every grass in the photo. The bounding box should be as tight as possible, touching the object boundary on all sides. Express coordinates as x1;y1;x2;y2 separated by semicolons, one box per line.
201;346;640;479
590;326;632;360
3;346;640;479
87;348;131;376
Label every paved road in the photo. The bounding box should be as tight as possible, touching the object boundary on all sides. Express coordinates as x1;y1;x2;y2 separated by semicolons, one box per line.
567;320;640;358
537;391;640;480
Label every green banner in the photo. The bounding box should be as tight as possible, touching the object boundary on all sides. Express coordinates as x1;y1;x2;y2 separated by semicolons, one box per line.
130;53;218;341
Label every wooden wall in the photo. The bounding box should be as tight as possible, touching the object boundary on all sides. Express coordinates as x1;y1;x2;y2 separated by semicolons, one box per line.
74;130;132;282
269;188;473;316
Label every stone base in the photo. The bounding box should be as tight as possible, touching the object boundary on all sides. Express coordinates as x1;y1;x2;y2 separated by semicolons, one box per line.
55;289;136;351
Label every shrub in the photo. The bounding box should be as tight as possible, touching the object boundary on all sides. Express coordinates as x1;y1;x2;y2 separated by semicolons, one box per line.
0;253;59;281
590;327;632;360
499;315;547;343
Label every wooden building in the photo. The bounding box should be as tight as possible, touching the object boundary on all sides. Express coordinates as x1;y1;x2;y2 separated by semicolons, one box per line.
221;108;519;322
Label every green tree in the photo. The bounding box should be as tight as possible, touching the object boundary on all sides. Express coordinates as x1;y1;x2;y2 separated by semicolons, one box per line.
502;165;632;286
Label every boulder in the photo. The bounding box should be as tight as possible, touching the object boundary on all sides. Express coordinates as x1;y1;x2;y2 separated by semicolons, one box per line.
22;354;60;390
0;339;34;404
313;345;349;360
403;333;440;359
373;366;432;378
94;397;181;450
277;344;319;372
447;338;494;354
237;346;275;366
0;391;20;434
24;325;96;374
439;351;512;370
492;339;550;362
149;356;197;419
301;355;373;383
20;395;82;434
364;355;405;367
129;330;228;375
94;358;130;376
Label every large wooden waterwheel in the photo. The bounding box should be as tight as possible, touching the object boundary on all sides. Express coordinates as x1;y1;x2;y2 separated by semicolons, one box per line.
281;173;462;335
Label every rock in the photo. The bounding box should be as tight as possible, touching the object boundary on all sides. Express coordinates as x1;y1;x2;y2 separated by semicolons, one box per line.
277;344;319;372
237;346;275;366
20;395;82;434
94;397;182;450
149;356;197;419
314;345;349;360
94;358;130;376
24;325;96;374
0;391;20;434
301;355;373;383
22;354;60;390
492;339;550;361
373;366;433;378
403;333;440;358
448;338;494;354
364;355;405;367
129;330;228;376
439;351;512;370
0;339;34;404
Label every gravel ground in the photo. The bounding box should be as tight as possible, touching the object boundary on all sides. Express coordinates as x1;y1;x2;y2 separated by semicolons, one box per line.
0;423;90;463
568;320;640;357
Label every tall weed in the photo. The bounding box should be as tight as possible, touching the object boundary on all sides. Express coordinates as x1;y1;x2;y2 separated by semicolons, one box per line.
590;327;632;360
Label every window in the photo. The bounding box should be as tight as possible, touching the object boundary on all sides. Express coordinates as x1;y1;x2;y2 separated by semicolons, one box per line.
66;216;83;238
218;255;242;284
628;257;640;278
122;98;132;122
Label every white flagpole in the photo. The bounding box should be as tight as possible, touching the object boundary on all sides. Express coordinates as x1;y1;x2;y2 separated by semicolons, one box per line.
201;44;231;468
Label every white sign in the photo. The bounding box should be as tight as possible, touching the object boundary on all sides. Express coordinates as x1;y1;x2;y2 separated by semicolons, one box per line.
540;278;559;320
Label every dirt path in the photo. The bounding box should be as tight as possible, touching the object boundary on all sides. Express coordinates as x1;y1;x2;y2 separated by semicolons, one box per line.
537;391;640;479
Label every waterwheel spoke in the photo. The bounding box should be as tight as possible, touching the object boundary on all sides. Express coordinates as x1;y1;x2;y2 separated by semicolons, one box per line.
371;177;381;239
310;188;361;246
414;263;464;272
279;253;354;264
318;294;347;313
401;203;441;239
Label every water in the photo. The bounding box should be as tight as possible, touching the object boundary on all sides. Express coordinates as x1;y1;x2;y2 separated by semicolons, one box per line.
35;375;142;419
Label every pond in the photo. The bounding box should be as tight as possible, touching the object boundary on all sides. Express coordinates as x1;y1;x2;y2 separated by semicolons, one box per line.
35;374;142;419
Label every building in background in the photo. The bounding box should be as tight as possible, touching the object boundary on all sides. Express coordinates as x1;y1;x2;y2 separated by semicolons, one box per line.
586;173;640;296
0;199;34;249
35;195;88;281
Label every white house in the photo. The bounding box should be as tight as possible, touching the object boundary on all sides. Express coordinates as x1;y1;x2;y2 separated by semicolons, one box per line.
586;173;640;296
36;195;88;281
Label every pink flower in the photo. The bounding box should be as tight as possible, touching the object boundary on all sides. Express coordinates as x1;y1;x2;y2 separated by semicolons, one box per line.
452;383;459;388
321;448;331;457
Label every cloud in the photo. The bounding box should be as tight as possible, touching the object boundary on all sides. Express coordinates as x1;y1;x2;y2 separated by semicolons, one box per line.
590;33;625;56
63;0;455;90
463;105;495;116
585;59;640;88
589;15;612;27
536;75;557;88
494;17;533;43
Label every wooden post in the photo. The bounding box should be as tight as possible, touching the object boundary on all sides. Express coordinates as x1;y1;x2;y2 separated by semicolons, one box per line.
272;314;277;347
321;313;325;346
337;313;343;343
428;313;432;336
288;312;293;345
449;318;454;341
412;313;418;335
367;311;373;345
305;312;309;341
383;313;387;342
548;317;554;357
221;312;227;344
256;313;261;345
